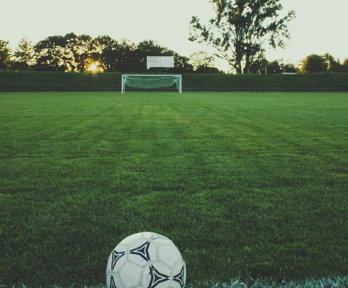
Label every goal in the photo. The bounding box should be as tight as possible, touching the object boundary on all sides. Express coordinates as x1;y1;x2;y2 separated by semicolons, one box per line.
121;74;182;94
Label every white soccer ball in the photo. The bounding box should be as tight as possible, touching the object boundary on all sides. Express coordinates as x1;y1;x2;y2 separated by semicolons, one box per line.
106;232;186;288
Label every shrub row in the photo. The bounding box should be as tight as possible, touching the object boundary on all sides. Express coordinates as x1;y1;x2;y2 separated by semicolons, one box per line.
1;71;348;92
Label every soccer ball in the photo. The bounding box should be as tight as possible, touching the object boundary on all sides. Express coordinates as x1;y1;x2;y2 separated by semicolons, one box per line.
106;232;186;288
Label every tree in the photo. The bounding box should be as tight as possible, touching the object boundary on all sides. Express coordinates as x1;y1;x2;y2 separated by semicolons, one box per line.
34;35;66;71
33;33;93;71
266;60;282;74
13;38;35;70
301;54;326;73
189;51;221;73
0;40;12;70
137;40;168;56
189;0;295;74
74;34;93;72
172;53;194;73
54;33;94;72
136;40;170;72
134;40;194;73
342;59;348;73
280;63;297;73
248;54;268;74
322;53;342;72
90;35;116;71
63;32;84;72
100;39;141;72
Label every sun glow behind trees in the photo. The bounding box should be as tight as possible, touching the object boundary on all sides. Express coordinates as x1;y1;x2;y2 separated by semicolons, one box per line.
86;61;103;73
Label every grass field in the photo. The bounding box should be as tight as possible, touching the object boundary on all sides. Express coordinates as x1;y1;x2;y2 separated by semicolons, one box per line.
0;91;347;287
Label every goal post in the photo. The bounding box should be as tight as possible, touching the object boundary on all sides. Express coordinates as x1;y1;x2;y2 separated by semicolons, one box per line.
121;74;182;94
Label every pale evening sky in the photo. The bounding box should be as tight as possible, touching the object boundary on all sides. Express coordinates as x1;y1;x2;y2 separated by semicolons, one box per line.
1;0;347;70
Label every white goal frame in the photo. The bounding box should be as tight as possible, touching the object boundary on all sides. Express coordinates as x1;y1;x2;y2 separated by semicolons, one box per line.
121;74;182;94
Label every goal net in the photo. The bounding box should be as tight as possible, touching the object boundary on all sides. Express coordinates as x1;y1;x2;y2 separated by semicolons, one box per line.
121;74;182;94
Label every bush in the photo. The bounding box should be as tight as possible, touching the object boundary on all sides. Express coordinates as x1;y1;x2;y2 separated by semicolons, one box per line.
1;71;348;92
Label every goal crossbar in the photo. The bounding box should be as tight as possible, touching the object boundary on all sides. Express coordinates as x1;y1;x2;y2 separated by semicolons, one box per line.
121;74;182;94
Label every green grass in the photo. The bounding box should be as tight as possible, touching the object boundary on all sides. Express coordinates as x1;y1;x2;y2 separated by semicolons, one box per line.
7;276;348;288
0;91;347;287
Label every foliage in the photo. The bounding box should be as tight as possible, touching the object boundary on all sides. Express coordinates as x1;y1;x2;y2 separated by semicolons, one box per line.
301;54;326;73
134;40;194;73
0;40;12;70
33;35;67;71
189;0;295;73
0;33;195;73
266;60;282;74
189;51;222;73
12;39;35;70
33;33;96;72
102;39;142;72
301;53;347;73
2;33;347;74
90;35;118;72
247;55;268;74
322;53;343;72
263;60;298;74
280;63;297;73
1;71;348;92
342;59;348;72
1;91;348;287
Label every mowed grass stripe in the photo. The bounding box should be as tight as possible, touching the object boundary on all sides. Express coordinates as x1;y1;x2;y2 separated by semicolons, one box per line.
0;91;347;286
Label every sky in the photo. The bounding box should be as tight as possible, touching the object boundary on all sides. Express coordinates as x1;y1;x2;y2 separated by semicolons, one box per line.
1;0;348;70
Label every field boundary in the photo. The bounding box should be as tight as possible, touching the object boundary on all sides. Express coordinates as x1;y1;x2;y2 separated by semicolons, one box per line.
1;71;348;92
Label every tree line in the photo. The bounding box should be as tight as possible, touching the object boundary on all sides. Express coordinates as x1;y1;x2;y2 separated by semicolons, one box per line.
261;54;348;74
0;34;347;74
0;34;222;73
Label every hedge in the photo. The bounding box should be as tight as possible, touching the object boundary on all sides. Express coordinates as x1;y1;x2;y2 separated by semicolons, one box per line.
0;71;348;92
